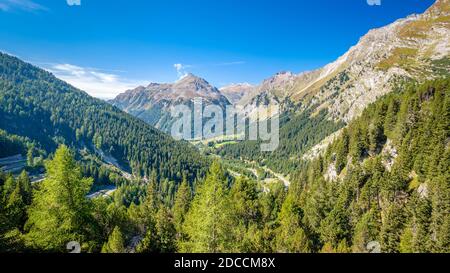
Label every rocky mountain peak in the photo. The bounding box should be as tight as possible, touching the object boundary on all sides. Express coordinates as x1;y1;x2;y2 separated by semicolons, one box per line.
240;0;449;123
146;82;162;88
260;71;296;91
174;73;218;94
177;73;203;83
220;83;255;104
110;73;231;131
426;0;449;16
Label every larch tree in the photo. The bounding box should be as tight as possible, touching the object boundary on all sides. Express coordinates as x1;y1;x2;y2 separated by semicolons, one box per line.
25;145;93;252
180;161;232;253
275;193;311;253
102;226;126;253
173;176;192;242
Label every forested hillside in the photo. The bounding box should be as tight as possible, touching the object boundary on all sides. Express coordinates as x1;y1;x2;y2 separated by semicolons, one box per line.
212;78;449;253
1;79;447;253
218;109;344;174
216;0;449;174
287;78;450;252
0;52;209;182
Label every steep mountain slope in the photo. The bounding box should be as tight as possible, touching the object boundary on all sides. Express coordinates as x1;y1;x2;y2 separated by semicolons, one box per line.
293;78;450;253
218;0;449;176
111;74;231;132
243;0;450;122
238;71;299;118
0;52;209;182
240;72;296;104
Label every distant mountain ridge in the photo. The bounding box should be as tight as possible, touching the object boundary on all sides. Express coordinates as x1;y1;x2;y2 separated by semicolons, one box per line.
111;73;231;132
109;0;448;150
217;0;450;175
219;83;255;104
241;0;450;122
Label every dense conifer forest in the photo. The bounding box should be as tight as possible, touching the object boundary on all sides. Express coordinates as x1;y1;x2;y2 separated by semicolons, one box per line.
0;52;209;183
1;75;448;253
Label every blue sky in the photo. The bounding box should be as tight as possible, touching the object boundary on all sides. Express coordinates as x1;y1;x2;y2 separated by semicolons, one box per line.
0;0;435;98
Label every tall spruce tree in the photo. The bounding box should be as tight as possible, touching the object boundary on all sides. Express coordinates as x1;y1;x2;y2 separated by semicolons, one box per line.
155;205;177;253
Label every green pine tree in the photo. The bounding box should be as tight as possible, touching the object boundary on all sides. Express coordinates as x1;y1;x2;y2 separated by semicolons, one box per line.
380;203;406;253
102;226;126;253
275;194;311;253
173;176;191;239
25;145;93;252
352;209;381;253
399;227;414;253
180;161;232;253
155;205;177;253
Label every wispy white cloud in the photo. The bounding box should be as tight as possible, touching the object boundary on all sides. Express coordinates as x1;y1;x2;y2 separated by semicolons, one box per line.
173;61;245;79
173;63;192;79
66;0;81;6
0;0;48;12
47;63;148;99
215;61;246;66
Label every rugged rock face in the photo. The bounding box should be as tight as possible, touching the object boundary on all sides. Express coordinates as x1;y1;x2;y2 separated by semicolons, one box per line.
112;1;449;139
238;71;297;106
238;71;298;118
242;0;450;122
219;83;255;104
110;74;231;132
